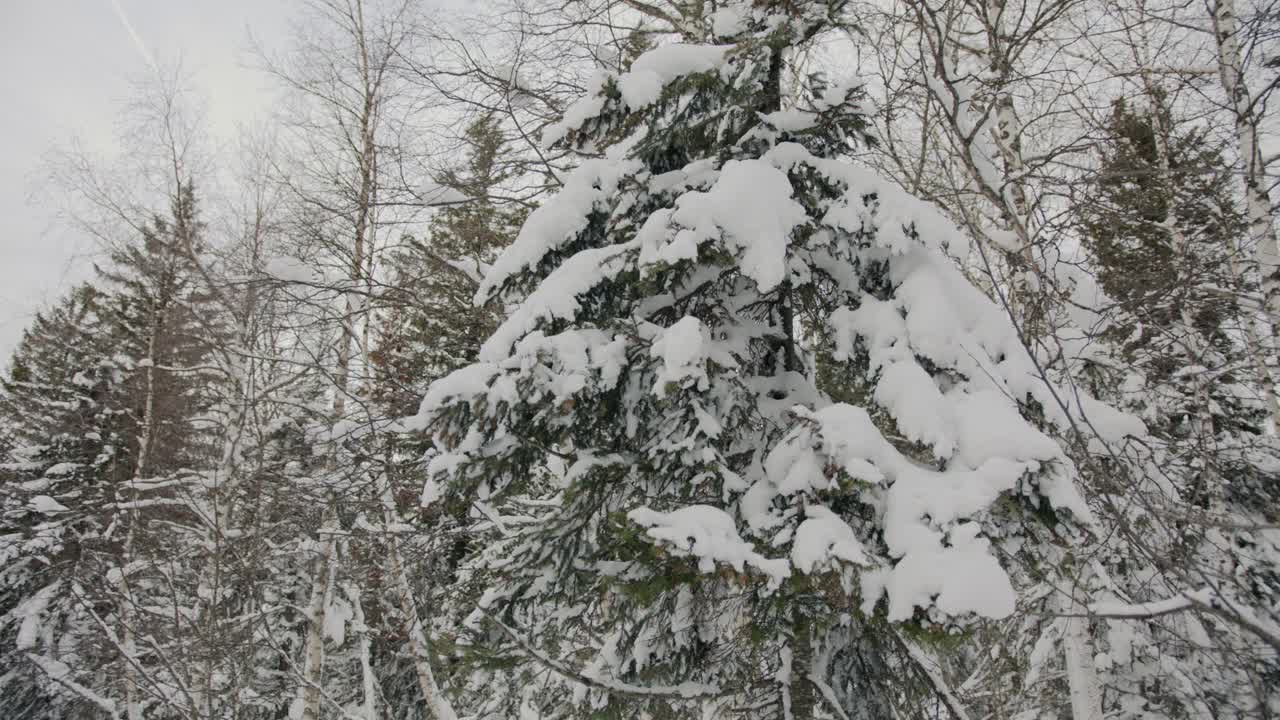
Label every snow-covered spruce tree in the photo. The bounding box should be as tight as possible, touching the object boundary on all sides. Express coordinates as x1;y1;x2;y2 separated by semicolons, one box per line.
1077;94;1265;459
0;284;127;719
94;183;222;481
414;2;1129;717
0;184;226;718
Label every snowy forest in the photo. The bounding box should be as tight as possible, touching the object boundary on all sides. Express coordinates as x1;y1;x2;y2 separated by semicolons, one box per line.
1;0;1278;717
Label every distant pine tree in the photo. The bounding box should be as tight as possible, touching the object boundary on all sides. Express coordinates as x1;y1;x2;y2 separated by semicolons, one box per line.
1072;93;1280;720
0;183;227;718
94;182;221;477
373;114;528;418
1078;94;1263;446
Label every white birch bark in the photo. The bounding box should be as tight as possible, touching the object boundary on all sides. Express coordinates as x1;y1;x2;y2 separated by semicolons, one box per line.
296;529;338;720
1212;0;1280;318
379;477;458;720
346;584;378;720
117;525;143;720
1210;0;1280;430
1061;583;1103;720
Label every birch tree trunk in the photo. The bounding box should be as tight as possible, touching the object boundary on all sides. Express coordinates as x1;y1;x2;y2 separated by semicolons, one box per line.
267;2;415;709
347;584;378;720
117;525;144;720
380;476;458;720
296;529;337;720
1210;0;1280;430
1061;577;1103;720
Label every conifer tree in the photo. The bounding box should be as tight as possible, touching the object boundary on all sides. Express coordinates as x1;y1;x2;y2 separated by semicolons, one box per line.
373;113;528;417
0;184;227;718
1078;95;1263;454
413;2;1129;717
0;284;125;719
1072;93;1280;720
95;183;221;479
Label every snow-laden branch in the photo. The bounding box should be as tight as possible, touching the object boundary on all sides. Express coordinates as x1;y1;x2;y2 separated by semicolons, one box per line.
808;673;853;720
479;608;727;700
1090;593;1196;619
27;654;122;720
901;638;974;720
1090;587;1280;653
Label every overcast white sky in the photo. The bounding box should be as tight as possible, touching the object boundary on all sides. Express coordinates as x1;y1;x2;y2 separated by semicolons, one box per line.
0;0;297;360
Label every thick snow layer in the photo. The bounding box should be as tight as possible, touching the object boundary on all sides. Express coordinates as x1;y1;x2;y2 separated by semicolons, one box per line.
20;477;51;492
948;390;1060;469
655;313;737;392
636;209;692;267
650;316;710;395
764;143;956;256
1072;395;1148;443
480;241;637;362
758;405;1025;620
43;462;79;477
883;522;1016;620
823;236;1114;526
416;364;500;420
872;361;957;458
16;581;60;650
710;6;750;37
760;109;819;133
616;44;732;108
28;495;69;514
882;457;1028;559
628;505;790;586
791;506;870;573
670;159;806;292
477;158;639;303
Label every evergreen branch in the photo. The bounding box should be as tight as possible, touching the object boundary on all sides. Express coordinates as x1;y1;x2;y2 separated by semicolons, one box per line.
478;607;731;701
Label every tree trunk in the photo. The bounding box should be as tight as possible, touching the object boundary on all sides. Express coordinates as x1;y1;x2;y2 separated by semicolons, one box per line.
1061;571;1103;720
296;529;337;720
785;618;817;720
348;584;378;720
119;298;165;720
1211;0;1280;430
380;476;458;720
